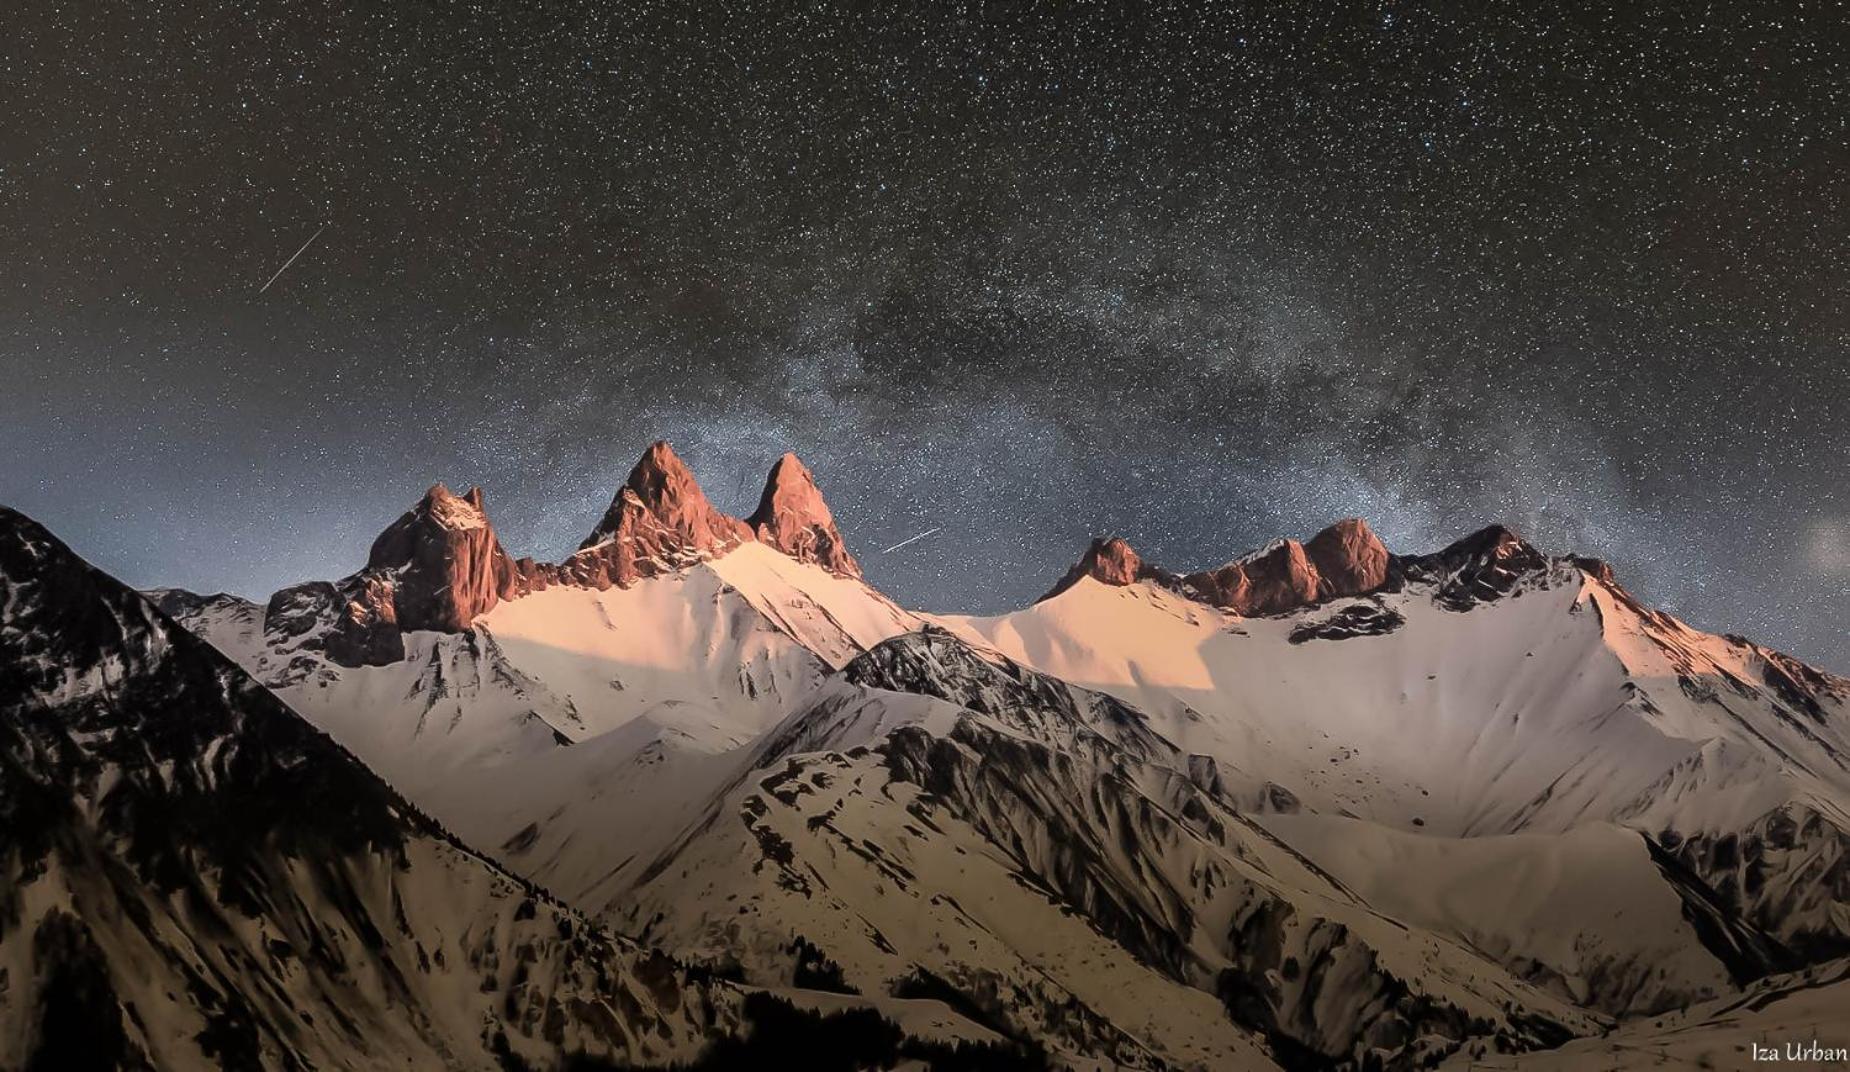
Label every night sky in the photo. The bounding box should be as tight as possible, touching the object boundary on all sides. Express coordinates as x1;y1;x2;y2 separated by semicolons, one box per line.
3;3;1845;669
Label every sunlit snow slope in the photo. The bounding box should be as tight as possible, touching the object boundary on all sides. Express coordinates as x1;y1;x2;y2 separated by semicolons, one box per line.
145;447;1849;1071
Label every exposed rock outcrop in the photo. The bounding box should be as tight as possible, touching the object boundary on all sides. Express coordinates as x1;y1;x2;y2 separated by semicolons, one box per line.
255;483;537;666
1186;538;1321;615
748;453;861;578
1040;536;1170;600
563;441;754;588
231;443;874;663
367;483;521;632
1397;524;1550;610
207;444;882;663
263;575;402;667
1046;517;1394;617
1304;517;1390;596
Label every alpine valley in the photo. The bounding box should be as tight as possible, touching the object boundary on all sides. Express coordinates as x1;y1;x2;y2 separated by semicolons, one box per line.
4;442;1847;1071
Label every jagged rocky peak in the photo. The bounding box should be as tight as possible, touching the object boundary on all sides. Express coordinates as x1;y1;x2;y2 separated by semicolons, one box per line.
565;440;754;588
389;482;490;535
590;440;750;547
1422;524;1549;581
235;445;879;659
1182;538;1308;615
748;452;861;578
264;573;403;667
1047;518;1396;616
253;483;526;668
1086;535;1147;583
1437;523;1530;558
1040;535;1162;599
1397;523;1554;610
367;484;481;564
366;481;520;632
1568;554;1617;584
1304;517;1390;595
1045;516;1591;620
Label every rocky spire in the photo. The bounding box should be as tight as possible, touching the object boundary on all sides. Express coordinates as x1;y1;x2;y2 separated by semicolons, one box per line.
564;442;753;589
365;483;520;633
747;453;861;578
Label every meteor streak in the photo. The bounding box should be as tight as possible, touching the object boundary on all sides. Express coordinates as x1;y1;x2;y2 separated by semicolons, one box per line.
880;526;941;555
258;223;328;294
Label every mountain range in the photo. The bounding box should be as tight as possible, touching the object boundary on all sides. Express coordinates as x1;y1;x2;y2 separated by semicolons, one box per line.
4;441;1846;1070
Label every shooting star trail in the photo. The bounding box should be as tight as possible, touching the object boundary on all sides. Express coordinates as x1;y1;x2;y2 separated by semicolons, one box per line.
880;527;941;555
258;223;328;294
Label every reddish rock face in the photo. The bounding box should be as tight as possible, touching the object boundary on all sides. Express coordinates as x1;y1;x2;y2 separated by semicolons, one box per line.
1183;562;1248;609
1245;540;1321;612
1053;518;1397;616
509;555;560;593
747;453;861;578
1304;518;1390;598
262;443;882;655
1039;536;1170;600
1186;539;1322;615
563;442;754;589
366;484;520;632
1081;537;1145;586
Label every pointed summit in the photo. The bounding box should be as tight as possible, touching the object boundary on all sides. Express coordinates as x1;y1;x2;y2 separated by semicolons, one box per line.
582;441;750;549
1423;525;1547;582
566;441;753;589
1304;517;1390;598
747;452;861;578
365;482;519;632
1400;524;1550;609
373;483;490;546
1078;536;1146;586
1040;536;1163;601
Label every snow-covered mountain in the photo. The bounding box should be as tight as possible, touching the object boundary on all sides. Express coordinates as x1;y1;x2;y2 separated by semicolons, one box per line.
0;505;753;1070
613;626;1617;1070
945;524;1850;971
136;442;1849;1070
158;447;920;918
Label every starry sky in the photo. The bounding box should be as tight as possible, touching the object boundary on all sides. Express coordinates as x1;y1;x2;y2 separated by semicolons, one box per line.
2;3;1846;668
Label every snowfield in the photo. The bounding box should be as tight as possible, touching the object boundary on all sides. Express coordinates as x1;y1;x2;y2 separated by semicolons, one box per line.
116;479;1850;1070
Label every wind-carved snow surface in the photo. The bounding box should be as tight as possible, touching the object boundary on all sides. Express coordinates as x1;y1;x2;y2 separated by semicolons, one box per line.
155;525;1850;1070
